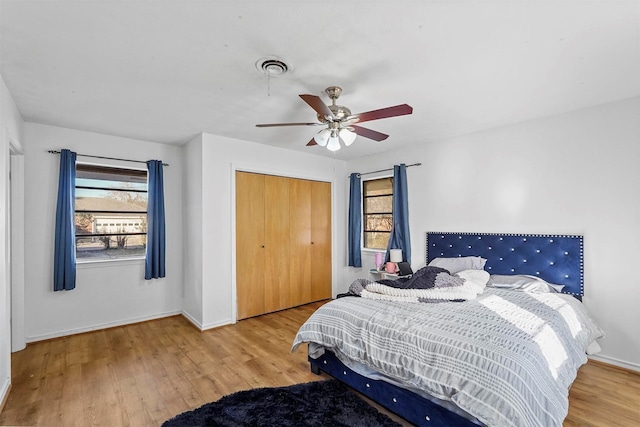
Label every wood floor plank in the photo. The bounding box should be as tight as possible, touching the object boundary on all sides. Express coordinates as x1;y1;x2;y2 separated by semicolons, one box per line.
0;301;638;427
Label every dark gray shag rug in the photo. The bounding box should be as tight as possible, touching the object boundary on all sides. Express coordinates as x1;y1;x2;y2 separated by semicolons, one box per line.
162;379;402;427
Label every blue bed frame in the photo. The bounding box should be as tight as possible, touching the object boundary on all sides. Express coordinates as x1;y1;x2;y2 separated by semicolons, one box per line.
309;231;584;426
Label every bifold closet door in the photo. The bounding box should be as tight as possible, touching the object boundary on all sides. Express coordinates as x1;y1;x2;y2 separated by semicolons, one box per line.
263;175;291;313
289;178;312;307
236;172;332;320
310;180;332;301
236;172;265;320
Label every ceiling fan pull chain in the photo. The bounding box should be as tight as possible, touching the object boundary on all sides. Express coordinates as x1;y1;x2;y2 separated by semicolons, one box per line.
256;57;290;97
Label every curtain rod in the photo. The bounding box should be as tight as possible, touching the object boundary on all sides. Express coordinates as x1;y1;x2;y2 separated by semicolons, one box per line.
351;162;421;178
47;150;169;166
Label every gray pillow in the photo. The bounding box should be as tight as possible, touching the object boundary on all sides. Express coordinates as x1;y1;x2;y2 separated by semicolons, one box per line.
487;274;564;293
427;256;487;274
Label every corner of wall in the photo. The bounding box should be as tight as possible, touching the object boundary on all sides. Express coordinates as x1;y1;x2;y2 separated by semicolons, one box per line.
181;133;204;325
0;73;24;411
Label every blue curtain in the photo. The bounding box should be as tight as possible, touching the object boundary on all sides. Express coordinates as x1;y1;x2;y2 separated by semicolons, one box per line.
53;149;77;291
348;173;362;267
385;164;411;263
145;160;166;279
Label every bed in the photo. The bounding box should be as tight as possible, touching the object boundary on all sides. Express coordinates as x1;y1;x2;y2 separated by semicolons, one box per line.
292;232;604;427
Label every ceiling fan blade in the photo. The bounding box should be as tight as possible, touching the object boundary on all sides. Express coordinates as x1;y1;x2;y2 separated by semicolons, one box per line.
349;104;413;124
351;125;389;142
306;138;317;147
256;122;323;127
299;94;335;121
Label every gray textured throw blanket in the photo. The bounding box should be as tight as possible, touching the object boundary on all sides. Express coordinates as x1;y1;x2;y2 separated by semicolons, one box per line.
348;267;488;302
379;266;463;289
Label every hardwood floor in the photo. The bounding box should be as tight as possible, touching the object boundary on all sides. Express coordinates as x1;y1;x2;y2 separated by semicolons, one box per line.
1;301;638;426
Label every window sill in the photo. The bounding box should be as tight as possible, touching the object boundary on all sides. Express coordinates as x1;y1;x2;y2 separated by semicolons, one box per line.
77;257;145;268
361;248;386;254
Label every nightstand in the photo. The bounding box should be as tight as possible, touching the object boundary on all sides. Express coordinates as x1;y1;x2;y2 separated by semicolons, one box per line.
369;269;399;280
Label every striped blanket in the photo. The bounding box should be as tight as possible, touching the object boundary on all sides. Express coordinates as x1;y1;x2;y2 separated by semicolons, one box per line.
292;288;604;427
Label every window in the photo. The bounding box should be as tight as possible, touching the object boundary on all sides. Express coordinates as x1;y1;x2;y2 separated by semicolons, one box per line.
74;164;148;261
363;177;393;250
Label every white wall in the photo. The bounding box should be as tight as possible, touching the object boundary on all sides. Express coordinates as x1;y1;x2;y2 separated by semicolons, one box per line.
22;123;184;341
345;97;640;370
182;133;347;329
0;75;24;406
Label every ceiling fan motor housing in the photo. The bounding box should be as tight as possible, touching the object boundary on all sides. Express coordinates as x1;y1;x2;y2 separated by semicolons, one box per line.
315;85;351;123
318;105;352;123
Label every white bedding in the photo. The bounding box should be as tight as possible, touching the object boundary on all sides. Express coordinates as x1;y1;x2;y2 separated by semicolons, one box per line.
292;288;603;427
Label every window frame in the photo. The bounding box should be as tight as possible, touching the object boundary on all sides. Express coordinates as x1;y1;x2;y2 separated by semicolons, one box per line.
74;162;149;264
361;175;394;251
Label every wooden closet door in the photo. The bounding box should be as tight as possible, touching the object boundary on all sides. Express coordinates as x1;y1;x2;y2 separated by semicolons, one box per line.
310;180;332;301
289;178;312;307
263;175;291;313
235;172;265;320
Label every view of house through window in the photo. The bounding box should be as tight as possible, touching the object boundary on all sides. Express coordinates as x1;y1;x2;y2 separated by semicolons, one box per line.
363;177;393;250
75;164;148;261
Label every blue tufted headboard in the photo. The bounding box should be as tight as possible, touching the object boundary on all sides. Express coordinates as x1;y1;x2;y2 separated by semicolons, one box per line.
426;232;584;298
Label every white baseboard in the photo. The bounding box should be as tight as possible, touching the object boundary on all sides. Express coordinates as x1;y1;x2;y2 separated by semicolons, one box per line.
25;310;182;343
589;354;640;372
201;318;234;331
0;377;11;412
180;310;234;331
180;310;203;330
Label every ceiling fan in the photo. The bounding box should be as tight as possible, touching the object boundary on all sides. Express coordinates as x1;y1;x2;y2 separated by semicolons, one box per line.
256;86;413;151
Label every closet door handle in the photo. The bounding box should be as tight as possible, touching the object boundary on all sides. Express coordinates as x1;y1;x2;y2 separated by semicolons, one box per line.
261;245;265;248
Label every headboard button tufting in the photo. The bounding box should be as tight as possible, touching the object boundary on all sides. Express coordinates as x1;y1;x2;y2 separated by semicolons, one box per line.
425;232;584;298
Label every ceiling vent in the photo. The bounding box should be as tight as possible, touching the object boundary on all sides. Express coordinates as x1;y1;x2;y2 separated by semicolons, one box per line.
256;57;290;76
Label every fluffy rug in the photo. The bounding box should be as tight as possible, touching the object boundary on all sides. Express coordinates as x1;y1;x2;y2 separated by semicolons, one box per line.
162;379;402;427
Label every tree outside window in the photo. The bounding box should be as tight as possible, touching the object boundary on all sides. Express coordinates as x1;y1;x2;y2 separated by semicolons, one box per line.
363;177;393;250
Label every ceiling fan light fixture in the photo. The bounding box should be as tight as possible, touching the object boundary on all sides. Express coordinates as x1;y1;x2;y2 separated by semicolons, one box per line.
326;136;341;151
314;129;330;146
339;128;356;146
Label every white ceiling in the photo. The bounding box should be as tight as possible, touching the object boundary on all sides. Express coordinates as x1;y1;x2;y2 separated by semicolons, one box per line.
1;1;639;160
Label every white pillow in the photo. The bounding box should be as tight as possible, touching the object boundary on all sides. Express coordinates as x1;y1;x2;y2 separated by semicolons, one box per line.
487;274;564;293
455;269;490;287
428;256;487;274
586;340;602;355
